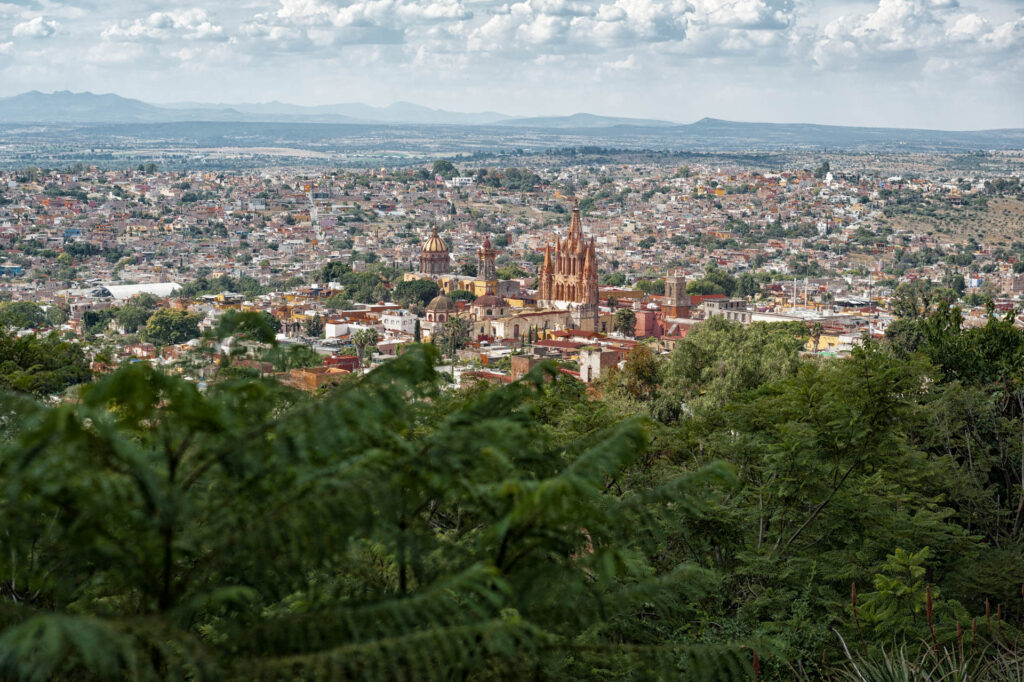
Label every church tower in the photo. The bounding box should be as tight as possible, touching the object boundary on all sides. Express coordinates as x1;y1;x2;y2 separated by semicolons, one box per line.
664;271;691;318
539;243;553;301
477;235;497;282
536;200;599;331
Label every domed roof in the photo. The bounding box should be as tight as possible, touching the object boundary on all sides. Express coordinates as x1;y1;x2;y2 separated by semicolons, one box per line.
422;226;449;254
472;294;503;308
426;294;456;312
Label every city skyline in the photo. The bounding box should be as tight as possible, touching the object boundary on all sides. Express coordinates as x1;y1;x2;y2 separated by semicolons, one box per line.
0;0;1021;130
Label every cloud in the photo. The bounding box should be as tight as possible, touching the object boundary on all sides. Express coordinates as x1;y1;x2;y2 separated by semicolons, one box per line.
810;0;1024;73
605;53;636;69
947;13;989;41
691;0;794;30
0;0;1018;128
103;9;225;42
238;0;475;52
12;16;58;38
463;0;692;56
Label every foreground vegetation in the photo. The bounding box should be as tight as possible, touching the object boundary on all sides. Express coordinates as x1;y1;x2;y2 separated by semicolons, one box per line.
2;308;1024;680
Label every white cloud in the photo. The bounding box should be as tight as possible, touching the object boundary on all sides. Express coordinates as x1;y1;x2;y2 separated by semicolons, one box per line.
103;9;225;42
12;16;59;38
0;0;1018;128
809;0;1024;74
691;0;793;30
605;53;636;69
947;13;989;41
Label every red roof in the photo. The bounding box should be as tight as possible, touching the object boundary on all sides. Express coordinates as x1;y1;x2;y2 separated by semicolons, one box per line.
689;294;727;305
534;340;585;349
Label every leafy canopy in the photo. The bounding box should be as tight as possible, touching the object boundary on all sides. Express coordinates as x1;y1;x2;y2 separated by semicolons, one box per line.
0;347;752;681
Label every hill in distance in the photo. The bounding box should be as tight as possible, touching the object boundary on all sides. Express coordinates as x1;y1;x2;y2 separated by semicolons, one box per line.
0;91;514;126
496;112;678;128
0;91;1021;151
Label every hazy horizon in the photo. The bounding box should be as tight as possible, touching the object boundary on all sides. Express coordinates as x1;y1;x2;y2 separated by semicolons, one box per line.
0;0;1021;130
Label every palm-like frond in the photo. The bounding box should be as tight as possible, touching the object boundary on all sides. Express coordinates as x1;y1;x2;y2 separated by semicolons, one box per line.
0;347;754;680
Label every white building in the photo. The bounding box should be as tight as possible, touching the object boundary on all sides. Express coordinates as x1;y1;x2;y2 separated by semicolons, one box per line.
381;309;418;335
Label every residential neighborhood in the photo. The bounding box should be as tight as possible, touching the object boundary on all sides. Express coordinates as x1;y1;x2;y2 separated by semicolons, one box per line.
1;156;1021;389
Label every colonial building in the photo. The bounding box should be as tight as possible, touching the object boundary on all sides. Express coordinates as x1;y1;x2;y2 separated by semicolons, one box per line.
406;232;520;299
537;201;599;331
663;271;692;318
425;293;456;325
424;293;457;337
477;235;497;288
419;225;450;275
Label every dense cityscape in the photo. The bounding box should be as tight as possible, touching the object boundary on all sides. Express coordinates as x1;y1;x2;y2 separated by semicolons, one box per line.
1;153;1022;392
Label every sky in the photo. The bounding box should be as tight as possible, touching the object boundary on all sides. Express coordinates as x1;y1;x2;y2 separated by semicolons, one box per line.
0;0;1021;129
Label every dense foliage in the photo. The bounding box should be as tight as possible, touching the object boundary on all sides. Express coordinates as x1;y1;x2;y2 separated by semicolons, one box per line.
0;302;46;331
596;312;1024;678
0;348;750;680
0;331;91;397
142;309;203;347
2;306;1024;679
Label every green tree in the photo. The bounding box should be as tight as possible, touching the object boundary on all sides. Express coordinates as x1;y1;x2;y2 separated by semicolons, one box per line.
737;272;759;298
434;317;473;376
699;345;988;670
352;327;379;364
393;279;441;308
263;343;322;371
44;305;69;328
857;547;967;644
304;313;325;338
0;302;45;330
613;308;636;337
617;344;661;401
431;159;457;179
413;318;421;343
809;321;823;353
143;308;202;346
209;310;280;365
130;292;161;310
324;294;351;310
686;265;736;297
890;279;939;319
635;278;665;296
600;272;626;286
655;317;807;420
0;330;91;396
884;317;924;355
116;304;153;334
943;272;966;297
0;351;750;680
319;260;351;283
496;264;528;280
82;308;117;337
448;290;476;302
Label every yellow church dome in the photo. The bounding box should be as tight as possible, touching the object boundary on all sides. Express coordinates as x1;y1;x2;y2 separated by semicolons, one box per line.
422;226;449;254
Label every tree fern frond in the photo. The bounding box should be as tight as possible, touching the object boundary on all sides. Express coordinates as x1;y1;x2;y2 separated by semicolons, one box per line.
0;614;138;682
235;563;511;657
239;617;548;682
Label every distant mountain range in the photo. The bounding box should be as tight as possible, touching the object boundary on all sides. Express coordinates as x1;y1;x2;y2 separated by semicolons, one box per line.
0;91;519;126
0;91;1021;151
